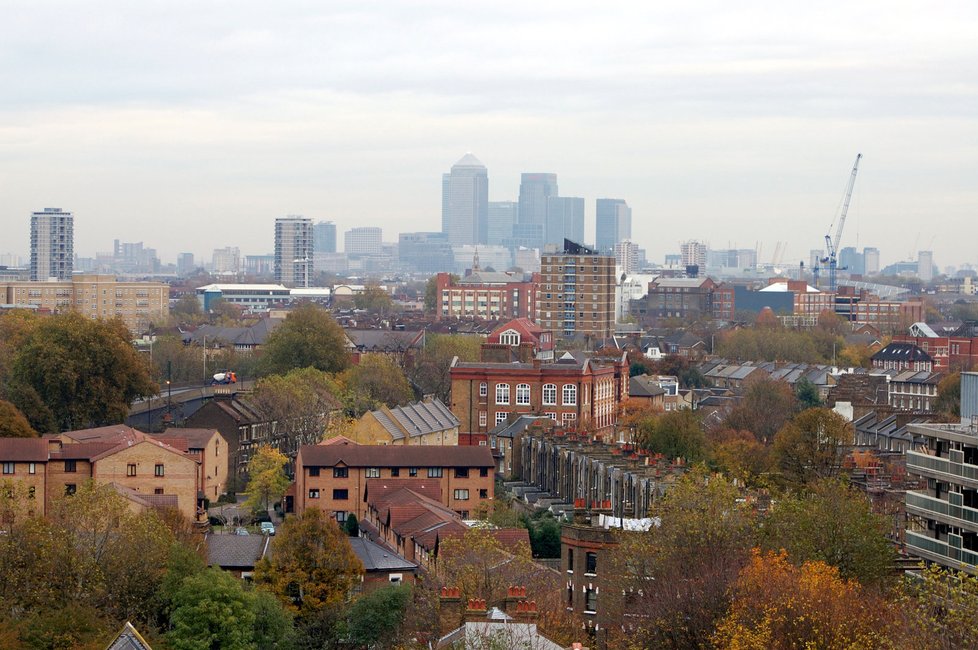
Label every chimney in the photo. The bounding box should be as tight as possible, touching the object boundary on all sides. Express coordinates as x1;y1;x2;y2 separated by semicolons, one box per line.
464;597;488;622
438;586;462;635
514;600;539;622
573;498;589;525
504;585;527;616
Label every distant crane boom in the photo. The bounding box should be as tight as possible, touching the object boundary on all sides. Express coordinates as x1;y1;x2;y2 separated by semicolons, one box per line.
820;153;862;293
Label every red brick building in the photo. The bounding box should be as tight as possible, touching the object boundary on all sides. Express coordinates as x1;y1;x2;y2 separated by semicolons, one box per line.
449;352;627;444
433;271;539;321
895;322;978;373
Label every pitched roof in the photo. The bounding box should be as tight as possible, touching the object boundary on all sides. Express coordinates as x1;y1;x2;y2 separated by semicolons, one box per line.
61;424;143;444
365;479;442;504
159;428;222;450
488;415;556;439
345;329;424;352
0;437;48;462
369;398;460;441
872;342;933;363
105;621;154;650
206;534;270;569
349;537;417;572
629;374;667;398
301;443;494;468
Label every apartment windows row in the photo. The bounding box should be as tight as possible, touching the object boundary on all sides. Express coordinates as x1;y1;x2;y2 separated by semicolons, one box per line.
308;466;488;479
483;382;578;406
124;463;166;477
2;462;37;475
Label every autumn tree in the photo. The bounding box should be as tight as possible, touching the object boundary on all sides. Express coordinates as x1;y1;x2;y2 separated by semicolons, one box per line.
335;354;414;416
636;408;707;462
773;408;854;486
760;479;894;587
409;333;482;403
723;378;799;443
251;367;342;449
713;550;892;649
244;445;291;514
6;312;157;433
935;372;961;419
255;508;364;618
353;284;394;314
260;303;351;376
605;467;756;649
895;563;978;649
0;400;37;438
709;427;774;488
170;294;205;325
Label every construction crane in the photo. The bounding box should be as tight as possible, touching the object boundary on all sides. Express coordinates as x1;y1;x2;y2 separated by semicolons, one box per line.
818;153;862;293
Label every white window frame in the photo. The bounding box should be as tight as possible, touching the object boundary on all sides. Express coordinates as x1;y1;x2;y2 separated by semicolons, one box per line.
562;384;577;406
516;383;531;406
562;413;577;424
479;382;488;397
543;384;557;406
479;411;487;427
495;383;510;405
454;488;470;500
495;411;509;425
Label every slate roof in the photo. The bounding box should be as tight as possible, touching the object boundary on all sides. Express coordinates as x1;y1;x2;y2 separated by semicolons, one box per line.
488;415;556;440
300;443;494;468
206;534;270;569
345;329;424;352
186;318;284;348
159;428;222;450
349;537;417;572
872;342;933;363
369;399;459;441
0;437;48;462
105;621;154;650
629;374;667;398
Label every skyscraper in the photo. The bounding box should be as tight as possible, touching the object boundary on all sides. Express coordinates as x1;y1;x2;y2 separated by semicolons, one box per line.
595;199;631;252
537;241;616;340
839;246;864;276
274;216;313;288
863;247;880;275
545;197;585;247
517;173;558;248
614;240;640;274
30;207;73;281
680;240;708;269
313;221;337;254
345;227;383;257
487;201;518;246
442;153;489;246
918;250;934;283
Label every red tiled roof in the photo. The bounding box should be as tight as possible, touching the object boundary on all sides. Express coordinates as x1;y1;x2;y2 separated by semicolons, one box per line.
61;425;144;444
364;479;442;504
0;437;48;462
299;444;494;469
49;441;120;460
160;428;222;450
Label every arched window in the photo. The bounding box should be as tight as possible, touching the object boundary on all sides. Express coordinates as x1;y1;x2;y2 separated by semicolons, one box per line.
499;329;521;346
479;382;488;397
562;384;577;406
542;384;557;406
495;383;510;405
516;383;531;405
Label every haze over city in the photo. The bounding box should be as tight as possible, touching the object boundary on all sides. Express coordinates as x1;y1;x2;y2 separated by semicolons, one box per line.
2;1;977;267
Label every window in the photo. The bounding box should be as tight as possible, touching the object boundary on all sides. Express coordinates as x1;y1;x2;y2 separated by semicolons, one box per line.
586;551;598;575
495;383;510;405
333;489;349;500
155;464;165;477
479;382;488;397
562;384;577;406
516;383;531;405
585;587;598;613
562;413;577;424
499;330;521;346
64;460;77;473
2;462;13;475
455;468;469;479
479;440;487;446
28;486;35;499
28;463;35;475
453;489;470;500
390;468;400;477
389;573;403;584
308;489;320;499
567;547;574;573
479;411;487;427
154;488;164;495
335;511;347;523
409;468;418;477
126;464;136;477
309;466;320;477
333;467;349;478
427;468;443;478
65;484;77;496
495;411;509;425
543;384;557;405
479;489;488;498
480;467;489;477
365;468;380;478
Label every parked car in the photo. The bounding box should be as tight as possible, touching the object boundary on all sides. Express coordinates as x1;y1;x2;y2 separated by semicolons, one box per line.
260;522;276;536
234;527;250;536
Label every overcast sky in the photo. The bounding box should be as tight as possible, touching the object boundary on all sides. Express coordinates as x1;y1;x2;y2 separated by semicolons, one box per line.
2;1;977;269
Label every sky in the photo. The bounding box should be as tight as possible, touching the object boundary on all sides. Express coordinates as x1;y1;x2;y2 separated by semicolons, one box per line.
2;1;977;270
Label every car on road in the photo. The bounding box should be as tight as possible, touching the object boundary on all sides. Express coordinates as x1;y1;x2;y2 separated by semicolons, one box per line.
260;522;276;536
211;371;238;385
234;527;250;536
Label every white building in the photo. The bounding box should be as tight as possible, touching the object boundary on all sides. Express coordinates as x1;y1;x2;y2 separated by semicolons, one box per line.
30;207;73;281
275;216;313;288
345;227;383;257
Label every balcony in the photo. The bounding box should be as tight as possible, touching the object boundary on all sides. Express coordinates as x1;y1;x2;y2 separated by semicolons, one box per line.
906;491;978;530
905;531;978;572
906;451;978;489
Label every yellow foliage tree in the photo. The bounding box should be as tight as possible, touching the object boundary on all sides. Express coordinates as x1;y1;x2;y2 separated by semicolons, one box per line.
243;444;291;514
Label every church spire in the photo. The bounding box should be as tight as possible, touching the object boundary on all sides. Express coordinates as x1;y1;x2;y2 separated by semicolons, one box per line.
472;247;481;272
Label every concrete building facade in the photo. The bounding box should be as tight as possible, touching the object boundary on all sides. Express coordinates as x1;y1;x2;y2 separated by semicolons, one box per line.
274;216;313;288
595;199;631;253
30;207;73;281
537;243;617;340
442;153;489;246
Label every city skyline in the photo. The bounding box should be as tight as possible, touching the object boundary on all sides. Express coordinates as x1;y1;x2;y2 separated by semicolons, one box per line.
2;3;977;267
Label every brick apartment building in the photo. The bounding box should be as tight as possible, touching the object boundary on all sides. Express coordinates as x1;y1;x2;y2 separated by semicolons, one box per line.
0;274;169;332
293;439;495;521
895;322;978;373
644;277;718;321
433;270;539;321
536;242;616;340
449;351;627;444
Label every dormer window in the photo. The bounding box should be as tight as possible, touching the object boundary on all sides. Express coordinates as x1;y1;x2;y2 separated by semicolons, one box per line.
499;330;521;346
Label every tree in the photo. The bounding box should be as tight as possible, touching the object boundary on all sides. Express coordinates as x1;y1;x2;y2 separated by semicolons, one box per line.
409;333;482;403
604;468;756;650
424;275;458;313
255;508;364;618
167;569;257;650
345;585;412;650
253;590;297;650
773;408;854;486
713;550;892;649
709;428;774;488
260;303;351;376
335;355;413;416
353;285;394;314
896;563;978;649
0;399;37;437
245;445;291;514
343;514;359;537
6;312;157;433
723;378;799;443
794;377;823;409
525;514;561;559
171;294;205;324
760;479;894;587
637;408;707;462
251;368;342;450
936;372;961;419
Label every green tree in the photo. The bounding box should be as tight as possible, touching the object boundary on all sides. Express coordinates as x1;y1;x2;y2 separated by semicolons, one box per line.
260;303;351;376
936;372;961;419
171;294;205;324
897;563;978;648
724;378;799;443
795;377;823;409
255;508;364;618
773;408;854;486
336;355;413;416
251;368;341;449
343;514;359;537
244;445;291;514
345;585;412;650
408;333;482;403
637;408;707;462
6;312;157;433
167;568;257;650
353;285;394;314
526;515;561;559
0;399;37;438
253;590;297;650
760;479;894;587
